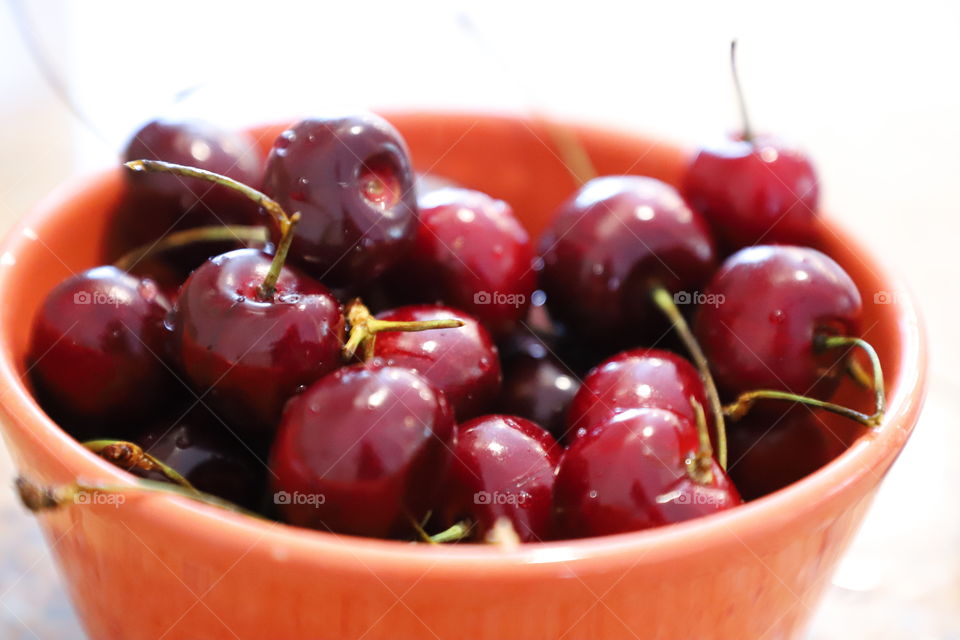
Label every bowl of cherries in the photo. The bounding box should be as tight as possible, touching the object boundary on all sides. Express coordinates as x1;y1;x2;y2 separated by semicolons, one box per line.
0;65;925;639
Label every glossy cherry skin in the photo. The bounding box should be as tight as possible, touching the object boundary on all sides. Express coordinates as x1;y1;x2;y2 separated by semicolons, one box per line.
270;364;455;537
538;176;717;342
438;415;561;542
373;305;501;421
173;249;344;434
682;135;819;250
553;408;741;538
392;188;536;338
498;332;579;440
262;115;418;286
727;409;836;501
694;245;862;400
28;266;172;436
566;348;710;442
135;405;265;509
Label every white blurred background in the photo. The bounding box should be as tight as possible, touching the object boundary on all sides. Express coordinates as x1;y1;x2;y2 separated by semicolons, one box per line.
0;1;958;637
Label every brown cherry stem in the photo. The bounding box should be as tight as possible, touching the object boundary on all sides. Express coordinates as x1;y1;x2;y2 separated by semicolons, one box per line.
724;335;886;428
650;285;728;469
342;300;465;362
14;475;262;518
113;225;268;271
124;159;292;236
258;212;301;300
685;397;715;485
730;39;754;143
83;440;195;490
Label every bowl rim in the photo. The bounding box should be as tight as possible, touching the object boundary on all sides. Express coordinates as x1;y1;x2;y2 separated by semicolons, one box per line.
0;113;927;575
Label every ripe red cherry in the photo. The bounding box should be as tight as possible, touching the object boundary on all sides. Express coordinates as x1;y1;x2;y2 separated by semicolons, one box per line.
262;115;418;286
694;245;861;400
554;408;741;538
270;364;455;537
498;333;579;440
682;135;819;250
372;305;501;420
115;120;263;265
28;266;172;436
682;42;819;250
538;176;716;342
135;405;265;509
174;248;344;433
566;348;711;442
392;188;536;338
727;410;836;501
438;415;561;543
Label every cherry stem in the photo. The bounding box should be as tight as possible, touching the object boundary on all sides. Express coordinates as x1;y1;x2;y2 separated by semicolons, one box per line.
342;300;465;362
846;358;874;390
258;212;301;301
650;285;728;469
113;225;268;271
428;521;474;544
124;159;292;236
14;475;262;519
544;119;598;186
724;335;886;428
730;39;754;143
686;397;715;485
83;440;195;490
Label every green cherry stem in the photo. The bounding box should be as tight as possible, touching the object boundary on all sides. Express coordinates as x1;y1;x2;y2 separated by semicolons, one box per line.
685;397;715;485
428;521;474;544
123;159;292;236
724;334;886;428
342;300;465;362
83;439;195;490
113;225;268;271
730;39;754;143
650;285;728;469
258;212;301;300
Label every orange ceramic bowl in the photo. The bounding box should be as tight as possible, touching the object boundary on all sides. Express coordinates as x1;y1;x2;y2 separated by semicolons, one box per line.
0;112;925;639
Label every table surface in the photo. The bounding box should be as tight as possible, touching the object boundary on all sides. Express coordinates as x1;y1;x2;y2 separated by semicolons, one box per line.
1;2;959;638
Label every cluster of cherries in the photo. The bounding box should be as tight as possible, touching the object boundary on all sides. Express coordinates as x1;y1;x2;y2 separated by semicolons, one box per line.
25;47;885;543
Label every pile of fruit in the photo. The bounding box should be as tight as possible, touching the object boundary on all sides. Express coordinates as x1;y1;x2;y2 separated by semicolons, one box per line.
23;51;885;544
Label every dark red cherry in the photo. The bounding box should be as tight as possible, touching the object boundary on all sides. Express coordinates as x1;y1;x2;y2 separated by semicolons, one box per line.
116;121;263;261
373;305;501;420
554;408;741;538
538;176;716;342
727;410;836;501
566;348;711;442
262;115;418;286
682;135;819;250
393;188;535;338
135;405;265;509
498;333;579;440
438;415;561;543
28;266;172;436
270;364;455;537
694;245;861;399
123;119;263;212
173;248;344;434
